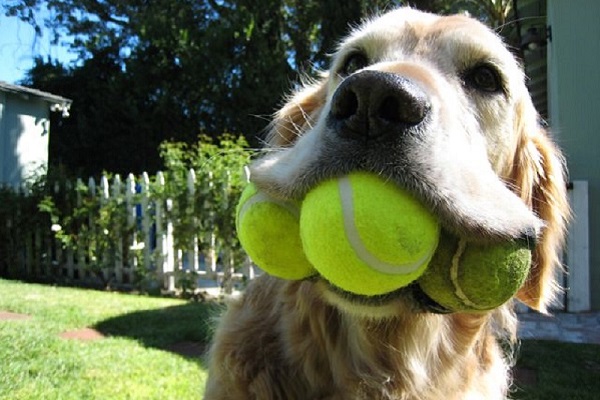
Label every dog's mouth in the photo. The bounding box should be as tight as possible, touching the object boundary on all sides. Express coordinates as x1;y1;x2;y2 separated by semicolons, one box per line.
322;279;452;314
308;226;535;315
252;140;542;245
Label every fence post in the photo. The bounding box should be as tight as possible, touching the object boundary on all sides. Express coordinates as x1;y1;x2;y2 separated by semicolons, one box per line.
155;171;176;293
61;179;73;281
125;173;138;285
221;170;234;294
187;169;199;276
205;171;217;279
566;181;590;312
112;175;124;285
73;178;84;281
154;172;167;289
141;172;151;273
42;180;61;279
165;198;176;292
50;180;62;280
100;175;111;284
81;177;95;282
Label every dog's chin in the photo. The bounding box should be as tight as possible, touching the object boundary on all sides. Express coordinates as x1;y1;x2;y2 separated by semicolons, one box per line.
314;279;450;319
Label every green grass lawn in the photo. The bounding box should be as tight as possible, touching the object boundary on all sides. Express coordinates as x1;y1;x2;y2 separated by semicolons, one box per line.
0;279;220;399
1;279;599;399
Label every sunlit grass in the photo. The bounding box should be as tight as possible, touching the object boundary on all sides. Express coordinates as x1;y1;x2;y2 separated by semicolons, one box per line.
0;279;220;399
2;278;598;399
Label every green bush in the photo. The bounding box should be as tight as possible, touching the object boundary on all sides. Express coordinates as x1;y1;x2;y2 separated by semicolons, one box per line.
0;167;53;278
157;134;253;292
38;173;133;286
32;134;253;291
158;134;251;254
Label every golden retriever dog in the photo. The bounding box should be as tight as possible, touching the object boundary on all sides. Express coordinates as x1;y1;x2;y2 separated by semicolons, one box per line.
205;7;569;400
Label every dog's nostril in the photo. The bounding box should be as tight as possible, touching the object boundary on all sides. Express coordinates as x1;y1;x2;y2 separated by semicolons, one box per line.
378;93;430;125
332;88;359;120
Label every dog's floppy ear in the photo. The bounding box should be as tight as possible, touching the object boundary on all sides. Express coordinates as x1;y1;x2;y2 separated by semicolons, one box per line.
510;99;570;312
267;77;328;147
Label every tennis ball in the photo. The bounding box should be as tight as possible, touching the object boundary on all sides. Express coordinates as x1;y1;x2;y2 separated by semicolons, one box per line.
300;172;440;296
236;182;315;280
417;232;532;312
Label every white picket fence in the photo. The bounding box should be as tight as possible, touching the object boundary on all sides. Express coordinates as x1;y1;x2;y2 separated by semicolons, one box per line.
4;172;590;310
9;169;260;295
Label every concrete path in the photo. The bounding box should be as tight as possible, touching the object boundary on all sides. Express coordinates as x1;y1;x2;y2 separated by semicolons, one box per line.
517;311;600;344
3;308;599;345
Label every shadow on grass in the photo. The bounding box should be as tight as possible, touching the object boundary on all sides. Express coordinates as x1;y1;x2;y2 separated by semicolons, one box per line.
94;301;223;364
512;340;600;400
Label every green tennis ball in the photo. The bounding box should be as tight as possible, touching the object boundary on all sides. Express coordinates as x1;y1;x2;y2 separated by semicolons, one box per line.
236;182;315;280
417;232;532;312
300;172;440;296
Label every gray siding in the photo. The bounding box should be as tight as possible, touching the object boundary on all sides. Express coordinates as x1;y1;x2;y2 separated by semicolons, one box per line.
548;0;600;309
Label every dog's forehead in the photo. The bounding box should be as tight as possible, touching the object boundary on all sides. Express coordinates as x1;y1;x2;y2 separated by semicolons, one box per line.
359;8;497;41
343;8;508;63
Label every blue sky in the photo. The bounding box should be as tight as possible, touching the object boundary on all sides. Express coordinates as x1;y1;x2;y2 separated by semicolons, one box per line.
0;12;78;84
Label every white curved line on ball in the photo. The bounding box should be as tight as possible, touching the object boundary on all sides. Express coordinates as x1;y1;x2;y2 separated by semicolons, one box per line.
450;239;483;309
240;192;300;219
338;176;435;275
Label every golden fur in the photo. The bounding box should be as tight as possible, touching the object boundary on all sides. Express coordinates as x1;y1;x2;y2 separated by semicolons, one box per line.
205;8;570;400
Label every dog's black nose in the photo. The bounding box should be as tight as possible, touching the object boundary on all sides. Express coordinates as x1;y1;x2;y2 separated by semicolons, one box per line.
328;70;430;140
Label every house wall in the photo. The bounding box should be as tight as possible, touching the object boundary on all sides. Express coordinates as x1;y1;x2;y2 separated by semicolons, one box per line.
0;91;50;188
548;0;600;309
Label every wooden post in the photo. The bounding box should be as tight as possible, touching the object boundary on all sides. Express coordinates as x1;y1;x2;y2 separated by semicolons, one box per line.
154;172;167;289
141;172;151;272
187;169;199;274
112;175;124;285
566;181;590;312
165;197;176;292
222;170;234;294
205;171;217;279
100;175;111;284
125;173;138;285
75;178;84;281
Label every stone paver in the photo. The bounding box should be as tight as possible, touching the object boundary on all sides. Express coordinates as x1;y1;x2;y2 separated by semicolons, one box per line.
0;311;31;321
60;327;106;341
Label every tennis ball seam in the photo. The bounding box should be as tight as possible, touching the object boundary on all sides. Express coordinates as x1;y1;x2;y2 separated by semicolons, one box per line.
236;183;315;280
238;191;300;220
449;238;486;310
338;175;439;275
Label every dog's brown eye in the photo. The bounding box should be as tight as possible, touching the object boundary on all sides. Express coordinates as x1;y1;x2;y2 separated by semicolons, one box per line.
465;65;502;93
340;52;369;76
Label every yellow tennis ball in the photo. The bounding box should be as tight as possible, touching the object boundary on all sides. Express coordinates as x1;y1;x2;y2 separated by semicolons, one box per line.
417;232;532;312
300;172;440;296
236;183;315;280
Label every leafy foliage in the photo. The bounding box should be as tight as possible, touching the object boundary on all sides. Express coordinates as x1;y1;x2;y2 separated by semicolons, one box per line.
157;134;251;257
4;0;403;176
30;135;252;291
3;0;517;177
0;170;51;278
38;174;133;286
